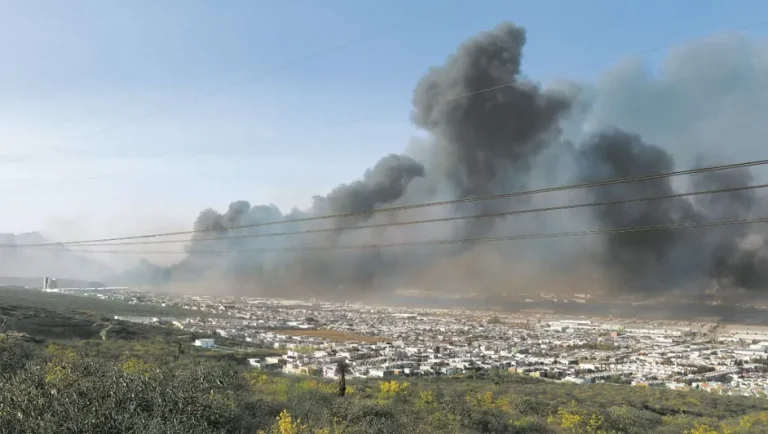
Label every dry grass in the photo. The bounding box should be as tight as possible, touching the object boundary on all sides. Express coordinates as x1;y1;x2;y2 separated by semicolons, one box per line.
274;329;387;343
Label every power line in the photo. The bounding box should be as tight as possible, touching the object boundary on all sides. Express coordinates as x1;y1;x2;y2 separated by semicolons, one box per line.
25;182;768;248
8;158;767;247
30;215;768;255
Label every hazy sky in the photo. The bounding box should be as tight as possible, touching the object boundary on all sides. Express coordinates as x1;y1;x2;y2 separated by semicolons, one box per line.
2;0;768;242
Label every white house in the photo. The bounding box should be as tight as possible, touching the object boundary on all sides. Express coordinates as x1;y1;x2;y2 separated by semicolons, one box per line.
194;338;215;348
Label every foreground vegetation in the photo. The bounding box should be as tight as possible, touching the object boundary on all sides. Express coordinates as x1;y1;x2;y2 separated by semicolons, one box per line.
3;291;768;433
4;334;768;434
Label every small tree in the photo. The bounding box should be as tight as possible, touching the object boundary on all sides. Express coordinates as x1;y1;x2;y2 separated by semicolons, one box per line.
335;360;351;397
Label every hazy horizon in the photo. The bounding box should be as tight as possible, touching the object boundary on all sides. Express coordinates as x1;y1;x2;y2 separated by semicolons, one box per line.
3;1;767;237
4;1;768;293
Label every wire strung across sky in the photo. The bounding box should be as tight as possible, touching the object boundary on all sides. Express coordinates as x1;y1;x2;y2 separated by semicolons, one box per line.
12;157;768;247
6;157;768;250
20;182;768;249
29;215;768;256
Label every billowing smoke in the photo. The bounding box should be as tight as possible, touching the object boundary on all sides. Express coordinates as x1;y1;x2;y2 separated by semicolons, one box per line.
575;131;762;292
411;23;570;239
575;131;698;291
119;22;768;297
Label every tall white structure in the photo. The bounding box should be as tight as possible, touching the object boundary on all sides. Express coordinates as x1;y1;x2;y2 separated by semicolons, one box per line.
42;277;59;292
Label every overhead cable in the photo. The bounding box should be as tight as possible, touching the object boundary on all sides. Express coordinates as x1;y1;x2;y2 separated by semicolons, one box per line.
20;182;768;248
26;216;768;255
7;158;766;247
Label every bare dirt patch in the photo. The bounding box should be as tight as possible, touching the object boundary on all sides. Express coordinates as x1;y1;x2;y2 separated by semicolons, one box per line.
274;329;387;343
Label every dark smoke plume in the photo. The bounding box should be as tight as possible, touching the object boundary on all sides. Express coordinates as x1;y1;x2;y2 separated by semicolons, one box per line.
165;153;425;295
575;131;698;290
116;22;768;297
411;23;571;239
310;154;425;225
698;168;768;291
577;131;765;293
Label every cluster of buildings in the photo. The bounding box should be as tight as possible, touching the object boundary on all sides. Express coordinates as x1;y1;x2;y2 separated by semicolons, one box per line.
40;276;129;294
74;289;768;398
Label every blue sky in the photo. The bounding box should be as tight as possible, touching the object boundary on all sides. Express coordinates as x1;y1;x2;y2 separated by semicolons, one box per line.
2;0;768;241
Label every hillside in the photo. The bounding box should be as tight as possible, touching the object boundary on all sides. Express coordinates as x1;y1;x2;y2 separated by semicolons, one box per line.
0;288;278;362
3;296;768;433
0;287;211;323
0;232;114;281
3;336;768;433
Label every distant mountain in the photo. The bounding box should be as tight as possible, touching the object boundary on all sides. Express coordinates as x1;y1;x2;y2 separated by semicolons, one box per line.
110;258;171;287
0;232;114;283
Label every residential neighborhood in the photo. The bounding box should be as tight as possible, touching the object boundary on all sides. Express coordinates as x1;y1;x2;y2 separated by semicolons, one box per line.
77;288;768;398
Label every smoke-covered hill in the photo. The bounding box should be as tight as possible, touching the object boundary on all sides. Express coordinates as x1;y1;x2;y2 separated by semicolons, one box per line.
0;232;114;282
120;21;768;297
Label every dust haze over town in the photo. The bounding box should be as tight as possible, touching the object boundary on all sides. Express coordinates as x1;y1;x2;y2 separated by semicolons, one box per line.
5;21;768;311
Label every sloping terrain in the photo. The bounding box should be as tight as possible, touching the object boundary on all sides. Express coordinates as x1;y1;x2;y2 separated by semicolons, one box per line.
0;287;204;319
